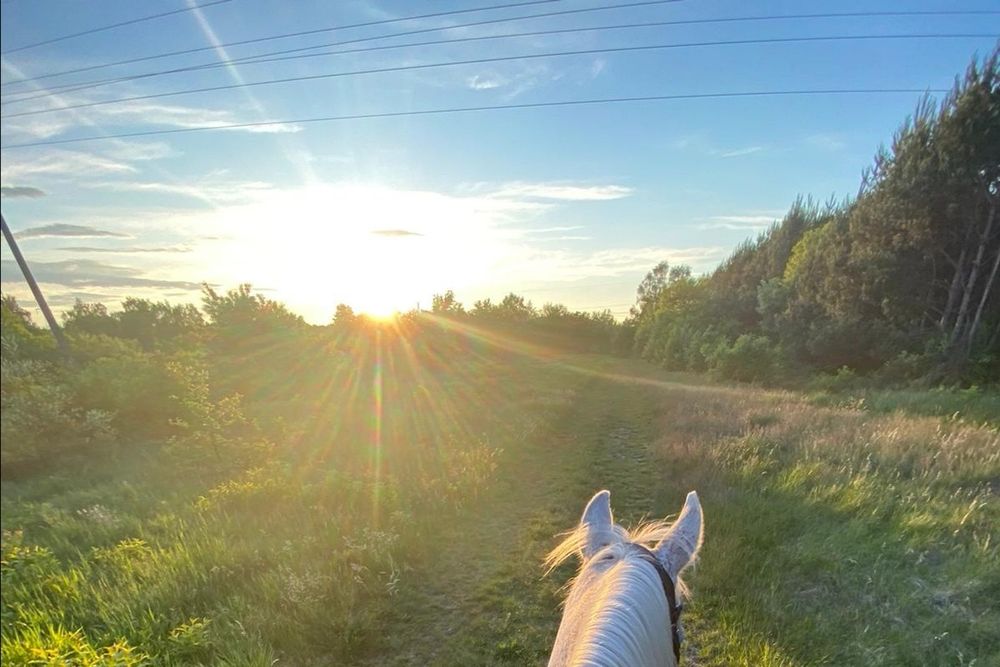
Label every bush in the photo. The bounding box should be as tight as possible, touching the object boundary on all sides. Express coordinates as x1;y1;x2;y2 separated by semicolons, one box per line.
807;366;862;393
71;351;185;437
710;334;782;383
872;351;934;387
0;356;115;475
164;361;275;476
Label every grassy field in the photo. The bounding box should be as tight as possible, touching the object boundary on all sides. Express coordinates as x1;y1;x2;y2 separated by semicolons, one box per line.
2;348;997;665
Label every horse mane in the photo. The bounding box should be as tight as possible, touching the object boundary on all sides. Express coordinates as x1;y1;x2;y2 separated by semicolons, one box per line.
545;516;693;599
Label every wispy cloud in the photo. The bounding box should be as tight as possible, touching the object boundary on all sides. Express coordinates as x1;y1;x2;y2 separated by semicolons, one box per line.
1;149;138;181
520;225;585;234
497;245;726;284
2;95;301;141
1;186;46;198
87;176;275;205
804;133;847;152
467;73;507;90
56;245;193;254
15;223;130;239
490;182;634;201
372;229;423;237
0;258;201;289
718;146;764;158
670;134;767;159
698;214;781;230
461;63;557;100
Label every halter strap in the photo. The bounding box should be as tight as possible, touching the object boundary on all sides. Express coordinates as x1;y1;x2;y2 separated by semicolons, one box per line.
629;543;683;663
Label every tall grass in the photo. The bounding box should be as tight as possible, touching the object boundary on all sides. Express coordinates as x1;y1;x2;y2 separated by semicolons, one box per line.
1;328;569;664
653;385;999;665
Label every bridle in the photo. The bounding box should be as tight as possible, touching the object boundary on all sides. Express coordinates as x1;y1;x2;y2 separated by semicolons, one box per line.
628;543;684;663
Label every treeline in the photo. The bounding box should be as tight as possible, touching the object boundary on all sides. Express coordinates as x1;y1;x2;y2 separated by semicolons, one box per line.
1;287;304;477
0;281;618;476
623;51;999;387
419;290;622;353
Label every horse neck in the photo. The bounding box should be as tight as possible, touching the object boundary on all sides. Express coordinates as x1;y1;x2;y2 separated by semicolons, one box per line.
549;554;675;667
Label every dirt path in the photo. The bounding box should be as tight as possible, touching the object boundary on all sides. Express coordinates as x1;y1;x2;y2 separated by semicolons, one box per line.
361;370;668;666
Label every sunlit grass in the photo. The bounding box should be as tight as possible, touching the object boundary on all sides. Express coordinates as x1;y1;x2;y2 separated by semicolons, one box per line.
2;332;997;664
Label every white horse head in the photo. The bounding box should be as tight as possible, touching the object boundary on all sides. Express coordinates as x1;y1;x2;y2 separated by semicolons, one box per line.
547;489;704;667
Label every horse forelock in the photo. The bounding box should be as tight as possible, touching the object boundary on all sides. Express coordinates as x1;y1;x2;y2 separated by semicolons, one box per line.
546;516;684;587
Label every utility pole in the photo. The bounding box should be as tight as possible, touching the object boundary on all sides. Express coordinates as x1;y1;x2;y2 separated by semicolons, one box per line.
1;212;69;354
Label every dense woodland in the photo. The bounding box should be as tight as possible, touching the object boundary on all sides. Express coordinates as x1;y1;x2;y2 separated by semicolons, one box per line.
624;52;999;386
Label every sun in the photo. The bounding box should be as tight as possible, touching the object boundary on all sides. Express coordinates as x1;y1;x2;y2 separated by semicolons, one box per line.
359;300;401;320
202;183;504;322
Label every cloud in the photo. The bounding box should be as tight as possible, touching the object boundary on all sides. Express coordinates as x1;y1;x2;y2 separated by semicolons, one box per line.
590;58;607;78
490;182;634;201
88;177;275;205
698;214;780;230
2;96;300;141
1;186;46;198
520;226;585;234
495;245;727;285
804;133;847;152
372;229;423;237
467;73;506;90
0;258;202;290
460;63;556;99
57;245;193;254
1;150;138;181
15;223;129;239
718;146;763;158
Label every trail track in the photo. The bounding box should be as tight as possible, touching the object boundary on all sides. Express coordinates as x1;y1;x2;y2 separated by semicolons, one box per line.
364;369;670;666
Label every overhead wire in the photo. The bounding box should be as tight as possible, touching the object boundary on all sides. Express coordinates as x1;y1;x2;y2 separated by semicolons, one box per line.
2;88;951;150
1;0;235;55
3;33;988;120
4;8;997;106
0;0;575;88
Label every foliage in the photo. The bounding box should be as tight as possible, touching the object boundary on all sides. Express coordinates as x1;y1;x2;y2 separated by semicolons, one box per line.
627;50;1000;387
0;349;115;474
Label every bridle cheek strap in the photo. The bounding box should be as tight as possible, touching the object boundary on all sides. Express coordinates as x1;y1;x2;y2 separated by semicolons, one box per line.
630;544;683;663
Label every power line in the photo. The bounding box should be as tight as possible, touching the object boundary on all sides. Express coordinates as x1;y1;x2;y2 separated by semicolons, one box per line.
4;33;987;120
0;0;235;55
6;9;997;106
1;89;949;150
1;6;687;104
0;0;573;88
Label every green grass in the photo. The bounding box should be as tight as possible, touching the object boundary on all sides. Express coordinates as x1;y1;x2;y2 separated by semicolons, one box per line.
807;384;1000;428
3;351;998;665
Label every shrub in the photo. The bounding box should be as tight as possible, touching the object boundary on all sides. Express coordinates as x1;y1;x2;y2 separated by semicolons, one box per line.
0;356;116;474
164;361;275;476
71;351;184;437
710;334;782;383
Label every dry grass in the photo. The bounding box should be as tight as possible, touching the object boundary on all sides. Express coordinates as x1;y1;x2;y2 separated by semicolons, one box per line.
651;384;999;665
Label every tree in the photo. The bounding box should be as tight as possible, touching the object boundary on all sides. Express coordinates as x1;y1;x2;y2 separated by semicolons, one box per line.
431;290;465;315
62;300;118;338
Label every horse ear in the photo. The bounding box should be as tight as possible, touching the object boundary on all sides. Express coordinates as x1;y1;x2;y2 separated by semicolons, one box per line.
580;489;615;559
654;491;703;580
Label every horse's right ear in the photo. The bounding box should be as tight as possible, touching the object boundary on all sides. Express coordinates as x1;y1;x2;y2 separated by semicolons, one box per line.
654;491;704;580
580;489;615;559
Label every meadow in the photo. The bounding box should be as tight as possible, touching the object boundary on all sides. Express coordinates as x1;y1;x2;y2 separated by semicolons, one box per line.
1;297;997;665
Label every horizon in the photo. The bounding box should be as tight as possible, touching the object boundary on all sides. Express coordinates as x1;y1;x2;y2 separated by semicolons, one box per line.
2;0;998;323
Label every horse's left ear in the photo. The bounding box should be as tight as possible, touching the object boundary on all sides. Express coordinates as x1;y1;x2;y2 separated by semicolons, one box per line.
580;489;615;559
654;491;704;580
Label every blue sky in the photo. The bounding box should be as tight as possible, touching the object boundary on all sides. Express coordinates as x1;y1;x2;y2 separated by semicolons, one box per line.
1;0;997;322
